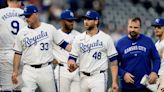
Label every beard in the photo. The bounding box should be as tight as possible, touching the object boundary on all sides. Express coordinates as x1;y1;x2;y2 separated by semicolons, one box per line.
129;31;139;39
85;24;94;31
65;24;73;31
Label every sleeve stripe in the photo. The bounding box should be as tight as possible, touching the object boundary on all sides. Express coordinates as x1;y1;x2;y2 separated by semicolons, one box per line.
57;40;64;46
108;56;117;62
59;41;69;49
13;49;22;55
68;55;77;62
108;53;118;58
69;54;78;58
15;52;22;55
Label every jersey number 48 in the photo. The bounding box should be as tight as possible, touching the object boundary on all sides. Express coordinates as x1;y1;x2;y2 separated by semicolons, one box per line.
92;52;101;60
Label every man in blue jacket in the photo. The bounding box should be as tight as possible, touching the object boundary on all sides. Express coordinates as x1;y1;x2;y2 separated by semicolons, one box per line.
116;17;161;92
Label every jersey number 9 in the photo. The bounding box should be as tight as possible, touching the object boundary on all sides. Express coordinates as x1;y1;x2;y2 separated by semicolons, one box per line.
11;20;19;35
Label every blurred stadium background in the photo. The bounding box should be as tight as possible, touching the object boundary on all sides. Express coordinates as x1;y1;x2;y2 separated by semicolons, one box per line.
0;0;163;91
0;0;163;42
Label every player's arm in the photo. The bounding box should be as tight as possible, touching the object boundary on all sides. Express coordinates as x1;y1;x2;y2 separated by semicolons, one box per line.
116;47;135;84
12;52;22;84
65;43;72;52
107;36;119;91
110;60;118;83
148;40;161;84
12;31;23;84
109;56;119;91
67;37;79;72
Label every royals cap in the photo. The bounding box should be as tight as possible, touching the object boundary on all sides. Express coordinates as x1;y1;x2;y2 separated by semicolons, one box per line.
20;4;38;16
60;9;77;20
82;10;100;20
152;18;164;26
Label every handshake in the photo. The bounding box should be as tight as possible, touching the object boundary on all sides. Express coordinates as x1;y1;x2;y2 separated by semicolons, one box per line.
140;74;159;92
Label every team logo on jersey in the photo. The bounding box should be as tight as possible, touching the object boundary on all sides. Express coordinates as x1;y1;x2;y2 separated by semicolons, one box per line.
80;40;103;53
23;31;48;47
124;45;146;54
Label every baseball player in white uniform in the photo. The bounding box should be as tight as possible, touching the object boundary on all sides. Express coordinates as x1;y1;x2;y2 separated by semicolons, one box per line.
53;9;80;92
11;5;71;92
67;10;119;92
152;18;164;92
0;0;26;91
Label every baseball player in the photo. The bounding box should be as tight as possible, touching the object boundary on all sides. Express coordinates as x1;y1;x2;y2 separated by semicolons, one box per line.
67;10;119;92
11;5;71;92
53;9;80;92
0;0;26;91
152;18;164;92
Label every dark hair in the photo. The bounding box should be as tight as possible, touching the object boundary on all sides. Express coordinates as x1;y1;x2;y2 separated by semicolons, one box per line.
129;17;142;27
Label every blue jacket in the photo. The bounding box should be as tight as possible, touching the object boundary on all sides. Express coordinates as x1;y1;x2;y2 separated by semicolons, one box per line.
116;34;160;90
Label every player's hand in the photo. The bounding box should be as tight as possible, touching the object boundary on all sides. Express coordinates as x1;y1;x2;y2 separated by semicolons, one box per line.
123;72;135;84
112;82;119;92
52;59;59;64
148;72;158;84
67;60;78;72
12;71;18;84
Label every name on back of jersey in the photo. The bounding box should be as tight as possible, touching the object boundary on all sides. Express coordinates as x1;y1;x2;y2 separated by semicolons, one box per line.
1;11;21;21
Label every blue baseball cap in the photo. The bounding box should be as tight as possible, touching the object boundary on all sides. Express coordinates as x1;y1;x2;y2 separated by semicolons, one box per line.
60;10;77;20
152;18;164;26
82;10;100;20
20;4;38;16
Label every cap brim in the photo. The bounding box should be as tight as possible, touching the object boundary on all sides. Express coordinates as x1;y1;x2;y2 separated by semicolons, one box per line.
62;18;78;20
82;16;94;20
151;23;163;27
19;13;32;16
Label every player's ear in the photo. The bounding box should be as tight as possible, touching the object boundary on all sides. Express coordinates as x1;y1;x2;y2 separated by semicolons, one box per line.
95;20;99;26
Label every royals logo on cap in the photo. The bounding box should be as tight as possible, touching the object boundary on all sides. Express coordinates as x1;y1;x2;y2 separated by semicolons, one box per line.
20;4;38;16
60;10;77;20
82;10;100;20
152;18;164;26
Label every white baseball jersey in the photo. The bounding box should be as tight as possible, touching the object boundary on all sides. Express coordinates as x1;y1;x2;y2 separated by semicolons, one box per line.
0;7;27;50
70;30;118;73
155;39;164;75
53;29;80;63
53;29;81;92
13;22;64;65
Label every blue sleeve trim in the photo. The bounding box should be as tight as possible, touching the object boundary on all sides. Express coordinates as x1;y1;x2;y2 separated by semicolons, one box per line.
59;40;69;49
118;68;126;78
108;56;117;62
68;55;77;62
108;53;118;62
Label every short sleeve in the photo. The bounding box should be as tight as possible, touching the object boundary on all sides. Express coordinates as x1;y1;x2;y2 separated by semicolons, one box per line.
13;32;22;54
107;36;118;61
69;37;80;58
52;26;65;45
